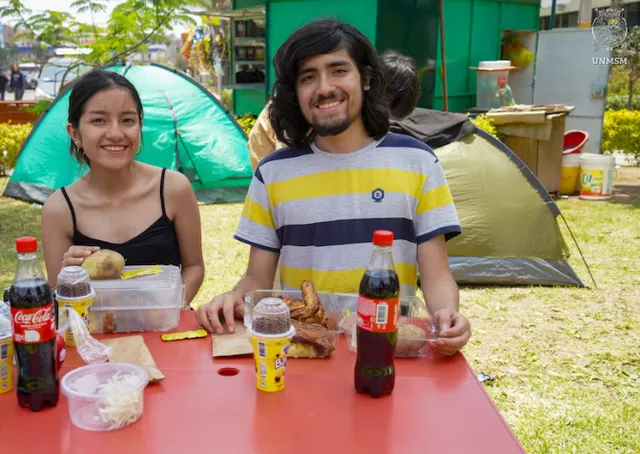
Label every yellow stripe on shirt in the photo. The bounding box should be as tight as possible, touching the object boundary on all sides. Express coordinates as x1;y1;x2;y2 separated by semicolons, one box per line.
416;184;454;215
267;168;426;206
280;262;418;295
242;195;275;229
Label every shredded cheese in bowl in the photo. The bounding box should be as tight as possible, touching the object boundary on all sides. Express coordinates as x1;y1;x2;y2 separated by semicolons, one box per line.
61;363;149;431
95;371;145;430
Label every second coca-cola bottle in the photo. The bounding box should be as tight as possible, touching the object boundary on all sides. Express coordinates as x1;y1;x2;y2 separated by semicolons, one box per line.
355;230;400;398
9;237;59;411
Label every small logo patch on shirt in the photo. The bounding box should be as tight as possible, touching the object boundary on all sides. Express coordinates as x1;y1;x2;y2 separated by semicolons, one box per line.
372;188;385;202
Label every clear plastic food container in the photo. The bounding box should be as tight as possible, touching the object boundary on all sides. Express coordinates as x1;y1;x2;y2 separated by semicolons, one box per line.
61;362;148;431
89;265;185;334
244;289;341;354
336;294;439;358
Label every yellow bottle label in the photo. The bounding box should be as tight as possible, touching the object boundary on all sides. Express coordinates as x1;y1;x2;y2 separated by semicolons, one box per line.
120;265;164;280
0;335;14;394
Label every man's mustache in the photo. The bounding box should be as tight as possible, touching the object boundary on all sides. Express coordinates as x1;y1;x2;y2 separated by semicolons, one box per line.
314;93;341;104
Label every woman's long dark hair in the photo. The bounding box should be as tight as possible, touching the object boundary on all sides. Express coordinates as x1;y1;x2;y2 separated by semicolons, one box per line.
269;19;389;148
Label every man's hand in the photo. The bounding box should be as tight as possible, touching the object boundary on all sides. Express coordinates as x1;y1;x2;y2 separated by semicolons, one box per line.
431;309;471;357
196;289;245;334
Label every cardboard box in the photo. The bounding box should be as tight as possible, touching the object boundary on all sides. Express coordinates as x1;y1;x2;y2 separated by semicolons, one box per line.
492;110;569;194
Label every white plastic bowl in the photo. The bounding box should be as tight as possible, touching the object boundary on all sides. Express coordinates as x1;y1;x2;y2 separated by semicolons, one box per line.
61;362;148;431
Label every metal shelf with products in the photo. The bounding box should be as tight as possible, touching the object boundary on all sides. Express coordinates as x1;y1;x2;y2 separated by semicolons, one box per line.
229;17;266;87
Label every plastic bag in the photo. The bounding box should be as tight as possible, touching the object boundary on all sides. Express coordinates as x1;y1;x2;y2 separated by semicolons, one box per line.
0;303;10;339
66;308;111;364
502;38;533;68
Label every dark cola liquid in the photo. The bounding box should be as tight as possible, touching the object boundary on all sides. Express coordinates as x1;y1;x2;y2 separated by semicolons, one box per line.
355;269;400;398
10;279;59;411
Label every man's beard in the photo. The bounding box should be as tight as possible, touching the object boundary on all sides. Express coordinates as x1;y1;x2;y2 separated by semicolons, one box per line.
311;107;359;136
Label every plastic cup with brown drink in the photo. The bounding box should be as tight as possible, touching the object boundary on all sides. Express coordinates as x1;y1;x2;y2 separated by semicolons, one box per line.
55;266;95;347
247;298;295;392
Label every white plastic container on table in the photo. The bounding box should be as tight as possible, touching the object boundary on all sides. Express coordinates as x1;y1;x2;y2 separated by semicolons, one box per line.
473;60;516;110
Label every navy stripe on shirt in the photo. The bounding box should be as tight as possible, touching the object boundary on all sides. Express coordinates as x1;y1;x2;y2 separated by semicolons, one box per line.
378;133;438;160
277;218;418;247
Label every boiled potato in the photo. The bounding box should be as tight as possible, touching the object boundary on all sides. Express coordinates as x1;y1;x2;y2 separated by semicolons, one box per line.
82;249;125;280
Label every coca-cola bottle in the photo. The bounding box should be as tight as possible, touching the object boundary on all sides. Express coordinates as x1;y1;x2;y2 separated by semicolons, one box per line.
9;237;59;411
354;230;400;398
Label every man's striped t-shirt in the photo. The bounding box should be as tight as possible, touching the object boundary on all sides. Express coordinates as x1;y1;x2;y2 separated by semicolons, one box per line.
234;132;462;296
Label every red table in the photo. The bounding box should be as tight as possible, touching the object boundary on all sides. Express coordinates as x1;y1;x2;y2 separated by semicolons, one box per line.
1;313;525;454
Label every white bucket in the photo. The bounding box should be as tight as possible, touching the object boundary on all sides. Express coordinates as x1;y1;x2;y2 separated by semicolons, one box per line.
560;153;582;195
579;154;616;200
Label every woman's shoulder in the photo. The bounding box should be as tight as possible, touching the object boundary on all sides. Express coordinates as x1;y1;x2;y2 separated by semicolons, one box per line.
162;167;193;194
42;189;74;230
43;188;68;212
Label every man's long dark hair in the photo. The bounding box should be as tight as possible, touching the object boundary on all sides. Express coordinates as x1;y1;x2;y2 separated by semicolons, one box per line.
269;19;389;148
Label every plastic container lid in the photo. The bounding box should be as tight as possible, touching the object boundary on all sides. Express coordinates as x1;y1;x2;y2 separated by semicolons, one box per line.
90;265;181;291
61;362;148;400
580;153;616;164
16;237;37;253
250;297;292;335
56;266;93;298
477;60;514;70
373;230;394;247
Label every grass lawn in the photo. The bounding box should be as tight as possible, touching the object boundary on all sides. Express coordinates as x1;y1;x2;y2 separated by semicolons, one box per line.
1;169;639;453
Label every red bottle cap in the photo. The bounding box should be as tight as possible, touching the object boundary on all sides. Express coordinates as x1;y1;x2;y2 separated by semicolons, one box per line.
373;230;394;247
16;237;38;253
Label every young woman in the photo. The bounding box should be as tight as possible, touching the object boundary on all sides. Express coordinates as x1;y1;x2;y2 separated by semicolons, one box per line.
42;70;204;305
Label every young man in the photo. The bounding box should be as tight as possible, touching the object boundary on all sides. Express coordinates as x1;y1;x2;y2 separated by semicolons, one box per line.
197;19;471;356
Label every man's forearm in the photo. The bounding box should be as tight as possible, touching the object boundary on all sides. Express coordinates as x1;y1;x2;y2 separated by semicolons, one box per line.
421;273;460;315
232;272;274;296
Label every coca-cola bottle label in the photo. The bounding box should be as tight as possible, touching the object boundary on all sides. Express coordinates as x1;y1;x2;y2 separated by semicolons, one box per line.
10;303;56;344
357;295;400;333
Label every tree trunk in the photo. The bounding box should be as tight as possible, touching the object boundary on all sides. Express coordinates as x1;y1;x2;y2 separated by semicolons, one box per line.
629;71;634;110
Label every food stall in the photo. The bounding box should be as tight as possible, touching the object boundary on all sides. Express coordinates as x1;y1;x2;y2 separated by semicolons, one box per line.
182;0;541;116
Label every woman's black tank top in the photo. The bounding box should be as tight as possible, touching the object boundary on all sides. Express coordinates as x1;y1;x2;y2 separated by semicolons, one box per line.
60;168;182;267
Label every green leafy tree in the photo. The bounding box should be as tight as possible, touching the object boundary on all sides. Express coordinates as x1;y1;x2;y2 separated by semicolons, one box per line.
70;0;106;39
0;0;77;73
0;0;197;87
614;26;640;110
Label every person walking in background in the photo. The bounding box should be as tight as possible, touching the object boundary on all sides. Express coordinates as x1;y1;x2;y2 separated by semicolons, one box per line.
10;62;26;100
0;69;8;101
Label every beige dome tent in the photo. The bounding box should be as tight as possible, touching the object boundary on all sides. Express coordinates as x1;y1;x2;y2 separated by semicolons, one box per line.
391;109;587;287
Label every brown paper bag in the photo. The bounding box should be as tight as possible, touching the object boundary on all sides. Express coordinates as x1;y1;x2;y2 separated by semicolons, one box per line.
212;324;253;357
103;335;165;382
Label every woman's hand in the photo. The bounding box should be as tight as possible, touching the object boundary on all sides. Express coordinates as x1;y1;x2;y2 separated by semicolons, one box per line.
61;246;100;268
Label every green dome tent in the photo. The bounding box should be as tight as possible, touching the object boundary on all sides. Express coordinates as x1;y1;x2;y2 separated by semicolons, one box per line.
390;109;590;287
2;63;253;205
